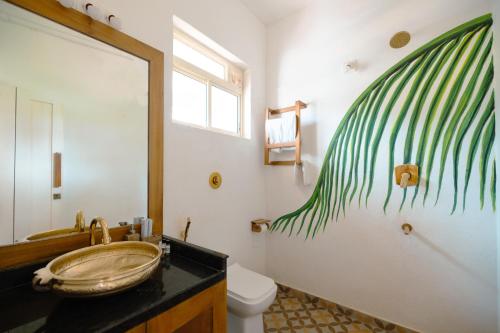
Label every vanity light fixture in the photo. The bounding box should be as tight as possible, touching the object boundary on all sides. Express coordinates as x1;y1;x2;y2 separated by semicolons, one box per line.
82;2;102;20
57;0;74;8
106;14;122;30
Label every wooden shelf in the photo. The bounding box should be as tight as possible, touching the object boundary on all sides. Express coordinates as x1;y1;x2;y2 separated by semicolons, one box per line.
265;142;296;149
268;161;295;166
264;100;307;166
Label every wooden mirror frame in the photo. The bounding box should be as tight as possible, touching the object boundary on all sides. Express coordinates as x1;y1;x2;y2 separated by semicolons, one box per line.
0;0;164;269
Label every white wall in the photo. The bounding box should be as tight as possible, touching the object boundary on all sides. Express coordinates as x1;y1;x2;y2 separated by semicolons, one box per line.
14;0;496;331
0;84;15;244
494;1;500;331
100;0;269;273
265;1;496;332
60;101;148;228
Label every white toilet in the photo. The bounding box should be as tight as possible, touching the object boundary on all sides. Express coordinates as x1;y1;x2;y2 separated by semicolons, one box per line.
227;263;277;333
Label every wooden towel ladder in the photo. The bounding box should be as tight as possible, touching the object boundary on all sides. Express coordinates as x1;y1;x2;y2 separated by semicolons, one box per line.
264;100;307;166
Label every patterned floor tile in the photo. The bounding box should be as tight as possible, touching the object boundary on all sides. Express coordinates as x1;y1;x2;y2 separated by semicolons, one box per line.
263;284;418;333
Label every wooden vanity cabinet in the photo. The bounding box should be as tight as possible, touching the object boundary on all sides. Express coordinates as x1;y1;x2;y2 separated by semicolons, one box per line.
127;280;227;333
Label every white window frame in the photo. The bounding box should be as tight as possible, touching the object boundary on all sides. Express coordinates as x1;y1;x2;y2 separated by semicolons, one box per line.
172;29;244;137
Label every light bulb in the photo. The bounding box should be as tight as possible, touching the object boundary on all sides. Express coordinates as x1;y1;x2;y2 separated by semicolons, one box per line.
83;3;102;20
106;14;122;30
57;0;74;8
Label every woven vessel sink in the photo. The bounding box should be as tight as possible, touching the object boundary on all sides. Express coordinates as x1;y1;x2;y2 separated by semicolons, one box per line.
25;211;89;241
33;241;161;297
25;227;90;241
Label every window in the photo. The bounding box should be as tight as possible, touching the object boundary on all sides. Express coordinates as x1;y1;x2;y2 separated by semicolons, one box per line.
172;71;207;126
173;39;225;80
172;30;244;136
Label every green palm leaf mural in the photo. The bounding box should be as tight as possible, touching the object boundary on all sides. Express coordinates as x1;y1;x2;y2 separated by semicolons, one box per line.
271;14;495;238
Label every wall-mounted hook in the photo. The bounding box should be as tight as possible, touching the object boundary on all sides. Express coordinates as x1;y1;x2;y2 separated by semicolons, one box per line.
343;60;358;73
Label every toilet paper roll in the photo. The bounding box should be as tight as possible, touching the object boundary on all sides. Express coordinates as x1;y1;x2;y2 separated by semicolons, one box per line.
260;223;268;233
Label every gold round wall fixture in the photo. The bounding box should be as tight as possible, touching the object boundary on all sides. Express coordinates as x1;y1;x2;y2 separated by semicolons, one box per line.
390;31;411;49
209;172;222;189
401;223;413;235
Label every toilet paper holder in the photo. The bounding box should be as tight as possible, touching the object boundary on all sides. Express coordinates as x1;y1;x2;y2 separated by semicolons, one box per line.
251;219;270;233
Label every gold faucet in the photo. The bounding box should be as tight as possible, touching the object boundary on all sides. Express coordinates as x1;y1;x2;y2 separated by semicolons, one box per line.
89;217;112;246
74;210;85;232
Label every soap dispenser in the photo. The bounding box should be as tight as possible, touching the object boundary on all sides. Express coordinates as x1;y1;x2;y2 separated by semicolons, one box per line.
124;223;140;241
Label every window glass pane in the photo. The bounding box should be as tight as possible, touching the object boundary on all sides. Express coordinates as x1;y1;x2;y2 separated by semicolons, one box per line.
211;86;239;133
173;39;225;80
172;71;207;127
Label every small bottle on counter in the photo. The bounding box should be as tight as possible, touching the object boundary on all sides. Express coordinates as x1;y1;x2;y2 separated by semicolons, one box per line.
159;239;171;268
165;239;171;256
140;218;148;240
147;218;153;237
139;217;155;240
124;223;140;241
159;239;170;257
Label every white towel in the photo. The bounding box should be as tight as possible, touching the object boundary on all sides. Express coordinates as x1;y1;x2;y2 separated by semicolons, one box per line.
294;162;302;185
266;112;296;153
302;160;312;186
267;118;283;144
280;112;296;143
294;161;312;186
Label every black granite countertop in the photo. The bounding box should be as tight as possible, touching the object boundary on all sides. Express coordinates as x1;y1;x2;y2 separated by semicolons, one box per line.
0;237;228;333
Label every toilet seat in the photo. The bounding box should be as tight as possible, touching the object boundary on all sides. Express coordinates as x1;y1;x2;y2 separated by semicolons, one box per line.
226;263;277;333
227;263;276;304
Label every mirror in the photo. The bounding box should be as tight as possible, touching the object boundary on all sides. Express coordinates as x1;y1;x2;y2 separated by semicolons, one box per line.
0;1;149;245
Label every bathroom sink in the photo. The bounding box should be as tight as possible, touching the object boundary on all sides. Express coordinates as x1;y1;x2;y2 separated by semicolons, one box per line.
33;217;161;297
33;241;161;297
25;227;89;241
25;210;88;241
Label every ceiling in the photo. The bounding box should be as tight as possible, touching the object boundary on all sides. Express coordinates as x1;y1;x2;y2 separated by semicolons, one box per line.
240;0;313;24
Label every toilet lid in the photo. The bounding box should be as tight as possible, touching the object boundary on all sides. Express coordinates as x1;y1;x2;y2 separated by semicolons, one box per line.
227;263;276;303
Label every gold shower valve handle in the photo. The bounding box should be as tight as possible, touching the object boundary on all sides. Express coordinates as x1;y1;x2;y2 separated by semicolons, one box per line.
400;172;411;188
395;164;419;188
